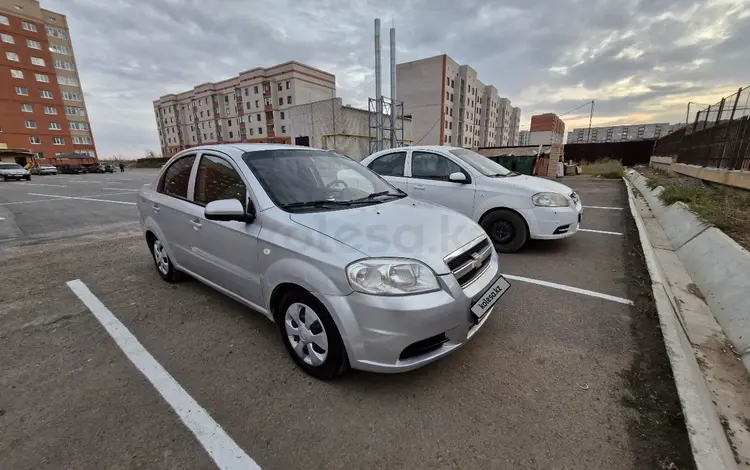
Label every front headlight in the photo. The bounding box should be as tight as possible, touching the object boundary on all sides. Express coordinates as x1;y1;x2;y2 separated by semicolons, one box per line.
346;258;440;295
532;192;569;207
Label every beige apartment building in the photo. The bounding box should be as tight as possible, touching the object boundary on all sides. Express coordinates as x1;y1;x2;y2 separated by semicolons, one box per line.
0;0;97;164
153;62;335;157
397;54;520;148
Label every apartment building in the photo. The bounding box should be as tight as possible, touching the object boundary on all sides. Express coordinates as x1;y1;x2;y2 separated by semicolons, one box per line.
518;130;530;146
153;61;335;157
397;54;519;148
508;107;521;145
566;122;681;143
528;113;565;146
0;0;97;164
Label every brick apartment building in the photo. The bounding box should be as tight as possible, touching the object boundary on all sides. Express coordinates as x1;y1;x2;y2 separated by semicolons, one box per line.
396;54;520;148
0;0;97;165
528;113;566;146
153;62;335;157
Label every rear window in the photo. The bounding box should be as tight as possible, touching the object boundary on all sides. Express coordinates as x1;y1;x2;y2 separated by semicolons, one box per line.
159;155;196;199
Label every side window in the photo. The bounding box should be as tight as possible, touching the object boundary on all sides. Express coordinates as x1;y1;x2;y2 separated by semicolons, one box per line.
194;154;247;207
411;152;465;181
367;151;406;177
159;155;196;199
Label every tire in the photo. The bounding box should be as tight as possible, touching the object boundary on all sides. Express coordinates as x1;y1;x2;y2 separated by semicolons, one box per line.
480;209;529;253
3;176;7;182
277;290;349;380
148;236;182;282
25;175;31;181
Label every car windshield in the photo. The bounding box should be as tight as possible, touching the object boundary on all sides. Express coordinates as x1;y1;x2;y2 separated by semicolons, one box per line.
243;149;403;211
449;148;513;176
0;164;23;170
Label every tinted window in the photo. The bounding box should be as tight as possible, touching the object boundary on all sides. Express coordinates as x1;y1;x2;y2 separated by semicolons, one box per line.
449;148;510;176
160;155;195;199
368;151;406;176
194;155;246;207
411;152;464;181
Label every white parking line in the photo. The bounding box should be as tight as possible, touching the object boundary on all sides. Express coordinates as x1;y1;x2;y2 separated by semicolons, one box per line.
0;191;137;206
15;183;69;188
502;273;633;305
27;192;136;205
579;228;623;236
66;280;259;470
0;217;5;220
583;205;623;210
103;187;140;192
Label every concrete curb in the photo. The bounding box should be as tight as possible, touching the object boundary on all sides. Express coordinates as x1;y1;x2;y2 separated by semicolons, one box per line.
624;178;737;470
628;171;750;362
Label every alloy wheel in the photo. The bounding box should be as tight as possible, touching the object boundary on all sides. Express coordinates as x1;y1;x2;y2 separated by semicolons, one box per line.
153;240;170;275
284;302;329;366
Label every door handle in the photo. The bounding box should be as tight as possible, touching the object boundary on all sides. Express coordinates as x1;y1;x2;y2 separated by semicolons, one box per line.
152;204;160;213
412;184;425;190
189;219;202;230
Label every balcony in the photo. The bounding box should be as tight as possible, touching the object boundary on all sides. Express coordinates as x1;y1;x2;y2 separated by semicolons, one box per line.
264;104;273;112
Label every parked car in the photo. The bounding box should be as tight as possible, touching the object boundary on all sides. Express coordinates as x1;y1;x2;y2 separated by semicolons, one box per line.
59;164;87;174
361;146;583;252
30;164;58;175
84;163;111;173
103;163;115;173
0;163;31;181
138;144;510;379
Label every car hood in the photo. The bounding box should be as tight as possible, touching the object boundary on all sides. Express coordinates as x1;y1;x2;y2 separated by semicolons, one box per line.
289;197;486;275
0;169;26;174
488;174;573;195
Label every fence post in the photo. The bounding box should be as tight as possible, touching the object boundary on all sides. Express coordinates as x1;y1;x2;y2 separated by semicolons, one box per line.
732;117;750;171
718;91;742;168
707;98;725;167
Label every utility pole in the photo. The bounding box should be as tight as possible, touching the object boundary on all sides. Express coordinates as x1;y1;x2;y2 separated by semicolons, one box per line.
587;100;595;143
389;27;397;149
374;19;382;152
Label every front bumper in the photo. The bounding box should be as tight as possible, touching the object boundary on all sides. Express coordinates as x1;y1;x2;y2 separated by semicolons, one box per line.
1;174;28;180
318;253;502;373
522;202;583;240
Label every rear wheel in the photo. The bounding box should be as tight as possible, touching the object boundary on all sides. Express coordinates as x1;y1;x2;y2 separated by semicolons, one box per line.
149;237;182;282
481;209;529;253
277;290;348;380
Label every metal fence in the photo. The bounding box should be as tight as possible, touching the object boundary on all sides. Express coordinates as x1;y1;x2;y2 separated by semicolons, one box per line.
654;85;750;171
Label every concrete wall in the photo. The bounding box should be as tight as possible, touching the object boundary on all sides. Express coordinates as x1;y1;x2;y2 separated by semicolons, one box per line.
397;55;444;146
672;163;750;190
650;156;675;173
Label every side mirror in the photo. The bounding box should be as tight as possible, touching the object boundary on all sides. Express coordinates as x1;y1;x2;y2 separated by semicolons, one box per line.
448;172;468;183
205;198;254;223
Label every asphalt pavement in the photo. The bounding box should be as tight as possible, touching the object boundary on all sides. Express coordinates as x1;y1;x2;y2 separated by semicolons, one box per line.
0;174;693;469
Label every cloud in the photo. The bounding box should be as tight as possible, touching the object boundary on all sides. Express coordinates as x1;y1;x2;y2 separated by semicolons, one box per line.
44;0;750;156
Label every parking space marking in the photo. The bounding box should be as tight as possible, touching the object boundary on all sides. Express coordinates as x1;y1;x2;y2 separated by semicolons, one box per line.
66;279;260;470
583;205;623;210
27;192;136;206
13;183;69;188
579;228;623;236
0;191;138;206
502;273;633;305
103;188;140;192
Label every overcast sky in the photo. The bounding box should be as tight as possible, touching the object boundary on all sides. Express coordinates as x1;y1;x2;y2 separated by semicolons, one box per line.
45;0;750;158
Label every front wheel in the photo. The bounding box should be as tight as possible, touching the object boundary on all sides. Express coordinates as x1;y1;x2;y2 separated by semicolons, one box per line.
481;209;529;253
277;290;348;380
25;175;31;181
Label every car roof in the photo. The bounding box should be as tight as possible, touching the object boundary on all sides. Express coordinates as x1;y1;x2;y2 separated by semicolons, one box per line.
186;143;322;157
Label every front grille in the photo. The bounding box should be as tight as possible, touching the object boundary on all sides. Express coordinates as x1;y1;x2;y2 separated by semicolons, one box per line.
444;236;492;288
399;333;447;360
553;224;570;234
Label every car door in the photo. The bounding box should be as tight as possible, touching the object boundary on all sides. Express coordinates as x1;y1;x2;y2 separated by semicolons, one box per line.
407;150;476;216
189;151;263;307
365;150;408;192
150;154;202;273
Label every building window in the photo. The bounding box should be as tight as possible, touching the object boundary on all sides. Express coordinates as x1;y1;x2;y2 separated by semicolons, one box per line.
22;21;37;32
31;57;45;66
21;104;33;113
0;15;9;25
53;137;65;145
16;86;28;96
244;88;248;96
200;111;204;117
71;135;91;145
64;106;85;116
286;81;290;90
446;91;449;101
63;90;81;101
49;43;71;55
6;52;19;62
277;83;283;91
278;98;283;106
49;122;61;130
287;96;292;105
254;86;258;94
46;26;67;39
258;127;263;134
281;125;286;133
26;39;41;49
11;69;23;79
229;131;234;138
40;90;53;99
248;128;254;136
35;73;50;83
54;60;74;71
25;120;37;129
280;111;285;120
257;114;261;121
43;106;57;115
450;93;453;101
1;33;13;43
228;119;232;126
255;100;259;108
30;136;41;144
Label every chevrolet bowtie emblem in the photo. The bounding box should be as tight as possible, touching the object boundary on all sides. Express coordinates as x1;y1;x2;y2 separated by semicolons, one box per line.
471;252;483;269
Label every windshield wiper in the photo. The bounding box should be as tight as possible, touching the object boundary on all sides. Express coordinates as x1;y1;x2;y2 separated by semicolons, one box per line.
279;200;354;209
349;190;406;203
506;171;521;176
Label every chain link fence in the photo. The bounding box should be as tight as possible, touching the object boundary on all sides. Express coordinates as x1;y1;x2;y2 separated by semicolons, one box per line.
653;85;750;171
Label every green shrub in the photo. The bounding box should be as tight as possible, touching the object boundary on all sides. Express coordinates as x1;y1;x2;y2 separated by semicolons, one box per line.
581;159;625;179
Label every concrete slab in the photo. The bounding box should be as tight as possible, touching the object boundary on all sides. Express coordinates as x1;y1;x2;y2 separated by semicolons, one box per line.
678;228;750;353
660;201;711;250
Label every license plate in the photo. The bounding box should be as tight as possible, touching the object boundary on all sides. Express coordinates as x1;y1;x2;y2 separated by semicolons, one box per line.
471;276;511;319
